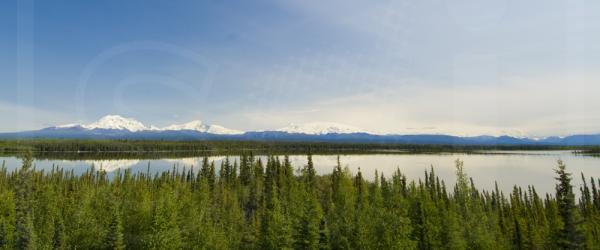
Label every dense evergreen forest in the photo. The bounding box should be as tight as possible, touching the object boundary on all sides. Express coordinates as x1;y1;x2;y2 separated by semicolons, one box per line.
581;148;600;155
0;154;599;249
0;139;589;155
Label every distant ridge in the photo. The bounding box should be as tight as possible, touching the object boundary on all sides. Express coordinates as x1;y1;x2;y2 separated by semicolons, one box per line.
1;115;599;145
52;115;243;135
276;122;373;135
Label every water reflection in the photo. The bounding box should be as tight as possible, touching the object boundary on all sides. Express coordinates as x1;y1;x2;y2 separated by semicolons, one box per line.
85;159;141;172
1;150;598;196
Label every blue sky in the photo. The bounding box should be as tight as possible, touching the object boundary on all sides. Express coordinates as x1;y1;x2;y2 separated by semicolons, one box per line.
1;0;599;136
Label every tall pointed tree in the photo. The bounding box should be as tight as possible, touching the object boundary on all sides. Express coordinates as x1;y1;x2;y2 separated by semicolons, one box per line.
14;153;36;250
554;160;584;249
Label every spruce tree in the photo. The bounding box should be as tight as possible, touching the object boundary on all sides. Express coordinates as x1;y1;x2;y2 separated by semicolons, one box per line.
106;208;126;250
148;185;182;249
52;219;66;250
14;154;36;250
554;160;584;249
295;164;324;250
260;175;292;250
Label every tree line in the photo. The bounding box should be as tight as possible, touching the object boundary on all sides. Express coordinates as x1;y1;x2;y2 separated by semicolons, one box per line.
0;155;598;249
0;139;585;156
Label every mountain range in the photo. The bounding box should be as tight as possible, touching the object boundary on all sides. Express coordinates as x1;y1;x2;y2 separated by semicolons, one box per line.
1;115;599;145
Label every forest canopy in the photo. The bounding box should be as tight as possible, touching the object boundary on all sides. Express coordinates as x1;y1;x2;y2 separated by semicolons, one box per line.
0;155;598;249
0;139;591;155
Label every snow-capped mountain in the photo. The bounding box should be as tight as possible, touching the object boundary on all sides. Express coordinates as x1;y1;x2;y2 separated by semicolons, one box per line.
162;120;205;131
276;122;371;135
163;120;243;135
204;125;244;135
55;115;241;134
84;115;150;132
3;115;600;145
56;115;153;132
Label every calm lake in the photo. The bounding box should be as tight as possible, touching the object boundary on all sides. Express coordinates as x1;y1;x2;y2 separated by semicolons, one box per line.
1;150;599;196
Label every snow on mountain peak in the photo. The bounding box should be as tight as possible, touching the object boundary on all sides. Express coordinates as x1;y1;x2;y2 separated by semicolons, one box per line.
82;115;149;132
276;122;369;135
55;115;244;134
55;123;82;129
54;116;372;135
163;120;243;134
205;124;243;135
163;120;205;131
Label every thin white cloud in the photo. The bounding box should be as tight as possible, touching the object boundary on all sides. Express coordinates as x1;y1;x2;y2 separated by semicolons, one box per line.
223;74;599;137
0;101;74;132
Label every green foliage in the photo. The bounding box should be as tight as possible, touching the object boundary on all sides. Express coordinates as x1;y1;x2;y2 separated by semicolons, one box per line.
106;206;126;250
0;139;583;158
0;155;598;249
554;160;584;249
14;153;36;250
